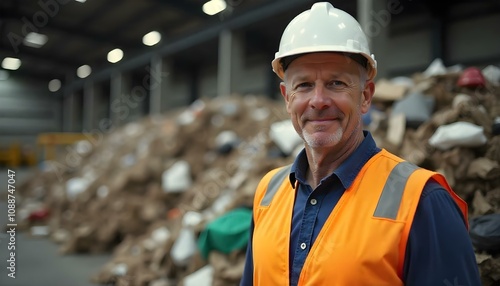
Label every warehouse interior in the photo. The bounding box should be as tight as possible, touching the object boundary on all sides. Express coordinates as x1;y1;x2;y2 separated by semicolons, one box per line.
0;0;500;285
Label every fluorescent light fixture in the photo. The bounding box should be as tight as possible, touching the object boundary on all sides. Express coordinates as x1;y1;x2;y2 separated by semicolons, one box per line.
142;31;161;46
23;32;48;48
0;70;9;80
77;64;91;78
1;57;21;70
202;0;227;15
107;48;123;63
75;0;87;3
48;79;61;92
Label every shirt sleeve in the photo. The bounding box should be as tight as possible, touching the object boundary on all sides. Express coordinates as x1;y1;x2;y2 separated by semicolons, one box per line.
240;215;254;286
403;180;482;286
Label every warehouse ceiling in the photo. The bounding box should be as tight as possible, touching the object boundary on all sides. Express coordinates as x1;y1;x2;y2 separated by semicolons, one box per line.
0;0;325;85
0;0;499;87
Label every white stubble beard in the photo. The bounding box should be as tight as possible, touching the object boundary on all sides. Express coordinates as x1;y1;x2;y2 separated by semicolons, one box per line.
301;124;343;148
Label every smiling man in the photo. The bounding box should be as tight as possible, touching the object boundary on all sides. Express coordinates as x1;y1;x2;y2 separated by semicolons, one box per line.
281;52;373;189
240;2;481;286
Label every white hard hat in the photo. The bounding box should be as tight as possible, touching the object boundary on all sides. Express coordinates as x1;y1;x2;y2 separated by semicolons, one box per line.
272;2;377;80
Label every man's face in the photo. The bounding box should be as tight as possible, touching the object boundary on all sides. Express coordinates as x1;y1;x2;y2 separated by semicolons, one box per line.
280;53;373;150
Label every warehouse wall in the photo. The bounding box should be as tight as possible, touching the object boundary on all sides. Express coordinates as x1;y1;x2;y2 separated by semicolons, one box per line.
448;13;500;65
167;72;191;109
0;77;62;147
199;66;218;98
379;12;500;77
199;55;270;99
92;83;111;130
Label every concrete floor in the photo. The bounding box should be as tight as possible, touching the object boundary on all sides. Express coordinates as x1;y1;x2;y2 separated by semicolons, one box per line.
0;167;111;286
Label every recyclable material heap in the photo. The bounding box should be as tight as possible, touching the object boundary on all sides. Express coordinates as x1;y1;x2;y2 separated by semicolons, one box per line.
369;62;500;286
19;94;296;286
17;62;500;286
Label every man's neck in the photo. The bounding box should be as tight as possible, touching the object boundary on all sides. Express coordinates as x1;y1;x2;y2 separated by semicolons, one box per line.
305;132;364;189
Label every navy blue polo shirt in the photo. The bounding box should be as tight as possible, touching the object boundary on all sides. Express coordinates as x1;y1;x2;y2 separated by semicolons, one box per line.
240;131;481;286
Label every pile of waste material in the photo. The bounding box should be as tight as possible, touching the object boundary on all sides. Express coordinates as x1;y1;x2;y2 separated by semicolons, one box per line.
18;94;296;285
17;61;500;286
368;62;500;286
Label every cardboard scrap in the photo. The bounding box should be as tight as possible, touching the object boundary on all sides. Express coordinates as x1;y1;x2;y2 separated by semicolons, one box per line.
373;79;408;101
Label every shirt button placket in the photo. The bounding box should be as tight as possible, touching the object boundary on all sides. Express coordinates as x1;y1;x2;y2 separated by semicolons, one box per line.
300;242;307;250
310;198;317;205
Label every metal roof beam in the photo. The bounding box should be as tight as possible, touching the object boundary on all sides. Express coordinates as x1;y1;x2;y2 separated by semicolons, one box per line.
0;45;78;71
64;0;312;93
3;10;134;49
155;0;208;18
103;2;167;39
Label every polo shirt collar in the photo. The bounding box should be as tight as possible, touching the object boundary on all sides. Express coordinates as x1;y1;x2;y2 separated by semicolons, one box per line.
289;131;380;190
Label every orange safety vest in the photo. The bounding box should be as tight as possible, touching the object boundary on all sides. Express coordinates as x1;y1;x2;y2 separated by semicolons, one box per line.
252;149;467;286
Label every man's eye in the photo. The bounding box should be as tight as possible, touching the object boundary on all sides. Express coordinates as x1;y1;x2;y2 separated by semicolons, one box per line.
328;80;346;87
295;83;312;89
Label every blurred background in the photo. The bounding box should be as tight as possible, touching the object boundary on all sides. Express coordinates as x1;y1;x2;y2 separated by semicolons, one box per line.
0;0;499;285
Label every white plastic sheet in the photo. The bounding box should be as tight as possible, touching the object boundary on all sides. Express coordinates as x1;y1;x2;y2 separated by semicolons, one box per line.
483;65;500;85
183;265;213;286
428;121;487;150
162;160;192;193
170;212;203;266
423;58;447;77
65;177;90;201
270;120;302;155
215;130;239;149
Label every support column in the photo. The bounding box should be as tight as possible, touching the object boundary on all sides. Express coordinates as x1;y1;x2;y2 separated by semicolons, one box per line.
218;29;246;96
358;0;391;79
218;29;233;97
429;3;447;64
357;0;373;49
150;55;173;114
62;74;75;132
62;93;74;132
189;65;199;103
110;71;131;126
83;81;95;131
230;32;245;94
267;64;280;99
54;95;63;132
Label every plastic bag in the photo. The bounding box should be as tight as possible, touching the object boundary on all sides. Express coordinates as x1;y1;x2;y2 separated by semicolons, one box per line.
392;92;434;128
428;121;487;150
270;120;302;155
469;213;500;253
162;160;192;192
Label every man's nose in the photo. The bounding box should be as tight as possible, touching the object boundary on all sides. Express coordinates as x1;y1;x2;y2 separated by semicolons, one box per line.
309;85;331;110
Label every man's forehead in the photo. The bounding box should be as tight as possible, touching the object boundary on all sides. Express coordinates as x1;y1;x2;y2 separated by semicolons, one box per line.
286;53;359;75
289;53;355;68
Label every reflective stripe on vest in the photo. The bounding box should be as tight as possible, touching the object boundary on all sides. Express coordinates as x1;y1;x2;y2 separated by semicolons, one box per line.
259;161;419;219
374;161;419;219
260;164;292;207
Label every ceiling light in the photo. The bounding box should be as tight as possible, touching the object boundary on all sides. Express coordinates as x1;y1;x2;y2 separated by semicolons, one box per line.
1;57;21;70
202;0;227;16
107;48;123;63
48;79;61;92
77;65;91;78
23;32;48;48
0;70;9;80
74;0;87;3
142;31;161;46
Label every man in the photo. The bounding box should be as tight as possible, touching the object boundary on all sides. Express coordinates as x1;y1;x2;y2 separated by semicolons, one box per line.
240;2;481;286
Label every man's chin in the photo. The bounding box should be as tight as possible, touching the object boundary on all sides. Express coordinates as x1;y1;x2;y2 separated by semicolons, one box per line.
303;132;341;149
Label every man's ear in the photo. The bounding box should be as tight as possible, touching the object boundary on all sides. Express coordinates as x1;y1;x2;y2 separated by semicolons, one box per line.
279;82;292;113
361;80;375;114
